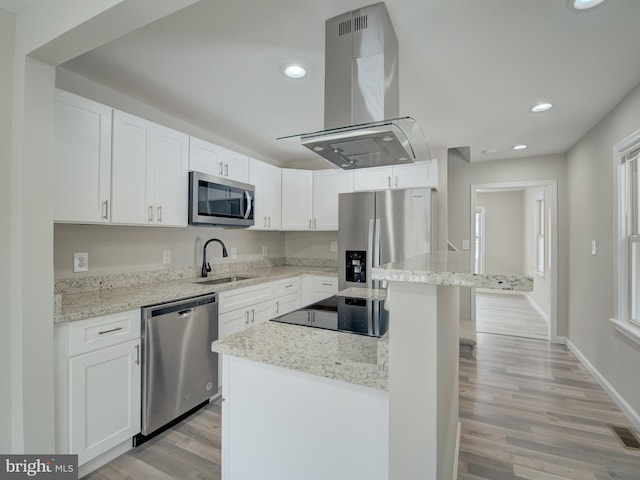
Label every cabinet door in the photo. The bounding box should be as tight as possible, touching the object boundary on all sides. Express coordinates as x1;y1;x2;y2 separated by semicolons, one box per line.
189;136;222;176
219;147;250;183
352;167;393;191
112;111;154;224
313;170;353;230
220;308;250;338
154;125;188;226
392;161;436;189
54;90;112;223
281;169;313;230
249;158;282;230
250;300;274;326
274;292;301;317
69;339;141;465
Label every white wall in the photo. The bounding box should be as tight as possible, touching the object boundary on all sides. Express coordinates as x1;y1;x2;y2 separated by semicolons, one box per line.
0;7;16;454
567;80;640;419
54;224;286;278
284;231;337;260
476;190;524;273
448;153;568;334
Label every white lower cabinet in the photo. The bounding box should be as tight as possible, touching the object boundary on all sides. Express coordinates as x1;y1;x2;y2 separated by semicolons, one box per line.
55;310;141;474
302;275;339;306
273;277;301;316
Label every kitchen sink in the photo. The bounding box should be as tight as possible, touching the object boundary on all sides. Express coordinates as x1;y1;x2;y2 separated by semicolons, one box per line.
194;275;254;286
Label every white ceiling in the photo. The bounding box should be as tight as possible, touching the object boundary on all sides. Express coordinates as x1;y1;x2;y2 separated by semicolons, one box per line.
56;0;640;168
0;0;34;13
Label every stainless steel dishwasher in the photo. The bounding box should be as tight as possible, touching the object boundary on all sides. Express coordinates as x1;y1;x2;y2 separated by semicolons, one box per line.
138;293;218;441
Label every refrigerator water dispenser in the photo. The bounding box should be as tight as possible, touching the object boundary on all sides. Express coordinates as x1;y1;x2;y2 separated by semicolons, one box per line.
346;250;366;283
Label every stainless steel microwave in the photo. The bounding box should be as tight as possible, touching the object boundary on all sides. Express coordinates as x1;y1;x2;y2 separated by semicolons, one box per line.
188;171;255;227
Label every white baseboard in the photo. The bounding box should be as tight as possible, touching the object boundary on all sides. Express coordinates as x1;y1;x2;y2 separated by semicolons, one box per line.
525;294;549;323
565;339;640;431
452;421;461;480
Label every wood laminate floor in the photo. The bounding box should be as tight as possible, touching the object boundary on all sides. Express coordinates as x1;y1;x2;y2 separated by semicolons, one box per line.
477;292;549;340
83;335;640;480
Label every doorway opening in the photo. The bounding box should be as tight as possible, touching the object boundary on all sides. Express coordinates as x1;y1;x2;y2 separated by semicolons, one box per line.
470;181;558;342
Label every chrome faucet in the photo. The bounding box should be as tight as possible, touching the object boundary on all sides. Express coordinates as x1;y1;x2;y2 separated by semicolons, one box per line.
201;238;228;277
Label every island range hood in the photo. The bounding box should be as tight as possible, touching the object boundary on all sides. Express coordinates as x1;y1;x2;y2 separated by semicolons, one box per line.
279;2;431;170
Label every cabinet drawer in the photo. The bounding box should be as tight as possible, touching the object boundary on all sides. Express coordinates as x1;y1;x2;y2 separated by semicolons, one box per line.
68;310;140;357
273;277;300;297
219;282;274;314
313;276;338;294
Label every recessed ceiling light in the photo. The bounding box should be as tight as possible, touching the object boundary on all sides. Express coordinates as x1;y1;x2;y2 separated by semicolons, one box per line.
282;64;307;79
512;144;528;151
531;102;553;113
566;0;607;12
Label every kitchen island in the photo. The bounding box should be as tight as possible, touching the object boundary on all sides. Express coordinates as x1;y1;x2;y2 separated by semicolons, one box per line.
212;252;532;480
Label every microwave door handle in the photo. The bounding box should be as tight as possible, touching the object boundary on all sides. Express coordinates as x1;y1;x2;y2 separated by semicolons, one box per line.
243;191;253;219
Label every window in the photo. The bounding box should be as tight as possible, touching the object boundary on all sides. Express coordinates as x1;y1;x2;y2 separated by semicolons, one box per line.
613;130;640;342
535;192;546;276
474;207;485;274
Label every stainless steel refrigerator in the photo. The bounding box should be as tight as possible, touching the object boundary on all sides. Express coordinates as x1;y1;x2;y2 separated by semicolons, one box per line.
338;188;435;290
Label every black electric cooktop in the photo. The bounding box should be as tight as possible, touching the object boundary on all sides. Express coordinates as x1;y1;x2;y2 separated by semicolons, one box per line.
271;295;388;338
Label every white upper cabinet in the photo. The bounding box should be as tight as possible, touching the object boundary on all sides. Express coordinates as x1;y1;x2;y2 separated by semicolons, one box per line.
111;110;188;226
249;158;282;230
281;169;314;230
353;160;438;191
54;90;113;223
188;136;249;183
282;169;353;231
313;170;353;230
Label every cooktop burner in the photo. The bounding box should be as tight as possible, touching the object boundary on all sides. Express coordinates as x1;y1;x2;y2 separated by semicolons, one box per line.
271;295;388;337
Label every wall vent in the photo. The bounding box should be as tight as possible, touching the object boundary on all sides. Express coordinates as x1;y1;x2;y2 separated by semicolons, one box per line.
611;425;640;450
354;14;368;31
338;19;351;36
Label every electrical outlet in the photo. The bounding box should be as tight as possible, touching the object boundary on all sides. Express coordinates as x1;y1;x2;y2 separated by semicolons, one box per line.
462;239;470;251
591;240;597;255
330;241;337;252
262;245;268;257
163;250;171;264
73;252;88;273
230;247;238;259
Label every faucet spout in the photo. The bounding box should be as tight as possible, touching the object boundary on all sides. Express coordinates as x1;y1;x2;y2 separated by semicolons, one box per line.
201;238;229;278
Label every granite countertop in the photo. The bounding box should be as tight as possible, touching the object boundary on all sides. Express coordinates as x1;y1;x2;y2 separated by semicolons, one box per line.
212;321;388;391
372;251;533;291
55;265;337;323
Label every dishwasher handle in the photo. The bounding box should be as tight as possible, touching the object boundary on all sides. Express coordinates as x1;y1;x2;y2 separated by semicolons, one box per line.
142;293;217;319
178;308;194;318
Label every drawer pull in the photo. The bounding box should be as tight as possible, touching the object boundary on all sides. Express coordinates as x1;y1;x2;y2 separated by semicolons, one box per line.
98;327;123;335
134;344;140;365
321;283;334;286
284;284;294;288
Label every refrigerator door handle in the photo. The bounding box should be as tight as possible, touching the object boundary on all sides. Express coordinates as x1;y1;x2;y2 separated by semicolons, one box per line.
367;218;375;289
373;218;381;289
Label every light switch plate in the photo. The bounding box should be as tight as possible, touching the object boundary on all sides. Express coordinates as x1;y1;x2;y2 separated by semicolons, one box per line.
462;239;470;251
163;250;171;264
591;240;597;255
73;252;88;272
230;247;238;259
330;241;337;252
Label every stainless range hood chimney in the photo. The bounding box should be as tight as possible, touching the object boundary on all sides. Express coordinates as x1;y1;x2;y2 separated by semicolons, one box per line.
280;2;431;170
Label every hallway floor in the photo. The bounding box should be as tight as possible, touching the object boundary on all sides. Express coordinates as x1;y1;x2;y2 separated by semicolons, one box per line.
476;292;549;340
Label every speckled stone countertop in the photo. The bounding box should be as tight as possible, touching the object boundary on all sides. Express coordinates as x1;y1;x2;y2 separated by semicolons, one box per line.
55;265;337;323
212;321;388;391
372;251;533;291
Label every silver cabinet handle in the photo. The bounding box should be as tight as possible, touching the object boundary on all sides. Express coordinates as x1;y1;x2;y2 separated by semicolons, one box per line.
148;205;153;222
394;176;398;188
388;176;391;188
268;216;271;228
264;216;267;228
98;327;122;335
313;218;317;229
224;163;229;177
275;301;280;314
284;284;294;288
321;282;334;286
102;200;109;219
309;219;312;229
219;162;223;176
134;344;140;365
157;205;162;222
250;309;255;324
244;311;249;326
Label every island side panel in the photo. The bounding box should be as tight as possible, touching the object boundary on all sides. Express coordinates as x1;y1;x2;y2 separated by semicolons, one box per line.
386;282;460;480
221;355;389;480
